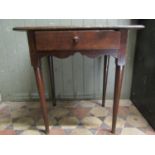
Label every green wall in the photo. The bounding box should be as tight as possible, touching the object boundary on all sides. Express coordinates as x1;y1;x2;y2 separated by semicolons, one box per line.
0;19;137;101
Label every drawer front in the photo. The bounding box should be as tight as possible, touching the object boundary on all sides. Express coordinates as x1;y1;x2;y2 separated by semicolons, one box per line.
35;30;120;51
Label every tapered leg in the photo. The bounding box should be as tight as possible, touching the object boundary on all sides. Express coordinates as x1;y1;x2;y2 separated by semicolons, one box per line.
34;66;49;134
102;55;110;107
112;63;124;134
48;56;56;106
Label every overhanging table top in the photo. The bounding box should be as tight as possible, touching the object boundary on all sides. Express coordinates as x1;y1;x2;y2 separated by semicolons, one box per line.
13;25;145;31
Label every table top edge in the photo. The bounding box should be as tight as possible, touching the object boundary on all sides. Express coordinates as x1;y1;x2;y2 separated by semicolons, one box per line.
13;25;145;31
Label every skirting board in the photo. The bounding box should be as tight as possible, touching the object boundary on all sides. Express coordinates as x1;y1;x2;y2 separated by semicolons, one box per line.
1;92;130;102
1;99;132;107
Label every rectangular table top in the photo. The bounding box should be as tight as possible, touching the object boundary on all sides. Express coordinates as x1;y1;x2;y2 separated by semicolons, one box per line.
13;25;145;31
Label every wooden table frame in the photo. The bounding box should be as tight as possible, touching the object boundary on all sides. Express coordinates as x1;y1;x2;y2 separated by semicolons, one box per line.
13;26;144;134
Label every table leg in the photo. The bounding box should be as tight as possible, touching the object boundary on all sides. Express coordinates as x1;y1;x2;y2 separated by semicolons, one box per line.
102;55;110;107
48;56;56;106
34;66;49;134
112;62;124;134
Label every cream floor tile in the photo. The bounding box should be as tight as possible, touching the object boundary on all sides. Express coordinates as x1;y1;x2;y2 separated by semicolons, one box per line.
126;115;148;128
59;116;79;129
21;130;41;135
81;116;102;129
121;127;145;135
71;128;93;135
49;107;69;118
90;107;109;117
0;118;12;130
78;101;96;108
104;116;125;128
129;105;142;116
13;117;34;130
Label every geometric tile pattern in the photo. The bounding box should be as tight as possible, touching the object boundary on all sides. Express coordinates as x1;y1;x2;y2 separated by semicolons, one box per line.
0;100;154;135
81;116;103;129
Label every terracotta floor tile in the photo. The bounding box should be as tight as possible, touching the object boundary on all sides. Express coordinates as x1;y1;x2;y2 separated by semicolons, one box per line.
70;108;90;119
96;128;112;135
118;107;130;118
145;130;155;135
138;127;155;135
49;128;65;135
0;130;16;135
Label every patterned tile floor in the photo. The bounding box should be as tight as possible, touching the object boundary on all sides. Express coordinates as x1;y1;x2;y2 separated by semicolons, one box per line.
0;100;154;135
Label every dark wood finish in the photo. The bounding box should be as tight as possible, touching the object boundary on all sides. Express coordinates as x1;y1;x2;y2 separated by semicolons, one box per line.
27;31;49;133
35;31;121;51
48;56;56;106
112;64;124;133
102;55;110;107
37;49;118;59
111;29;128;133
34;66;49;134
13;26;144;134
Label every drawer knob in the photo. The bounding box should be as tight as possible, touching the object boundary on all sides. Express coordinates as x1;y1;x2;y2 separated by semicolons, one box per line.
73;36;80;44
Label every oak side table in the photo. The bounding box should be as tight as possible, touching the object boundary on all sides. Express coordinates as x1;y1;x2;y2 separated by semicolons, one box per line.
13;26;144;134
